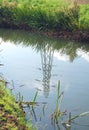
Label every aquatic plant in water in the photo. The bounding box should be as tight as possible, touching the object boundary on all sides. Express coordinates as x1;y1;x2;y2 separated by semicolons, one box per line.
51;80;65;125
51;80;89;130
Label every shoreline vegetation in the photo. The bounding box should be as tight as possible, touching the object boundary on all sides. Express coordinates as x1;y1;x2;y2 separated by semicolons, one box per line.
0;0;89;42
0;79;32;130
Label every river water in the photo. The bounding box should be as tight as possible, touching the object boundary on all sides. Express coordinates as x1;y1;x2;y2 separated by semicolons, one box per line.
0;29;89;130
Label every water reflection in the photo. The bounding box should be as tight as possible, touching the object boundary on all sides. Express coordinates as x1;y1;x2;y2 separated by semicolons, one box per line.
0;29;89;130
41;43;54;97
0;29;89;60
0;28;89;97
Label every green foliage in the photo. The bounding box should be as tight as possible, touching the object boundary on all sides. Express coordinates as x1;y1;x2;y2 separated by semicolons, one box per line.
0;79;33;130
0;0;89;31
79;4;89;30
0;2;17;28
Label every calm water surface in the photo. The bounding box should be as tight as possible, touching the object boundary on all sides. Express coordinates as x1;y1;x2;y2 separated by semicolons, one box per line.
0;29;89;130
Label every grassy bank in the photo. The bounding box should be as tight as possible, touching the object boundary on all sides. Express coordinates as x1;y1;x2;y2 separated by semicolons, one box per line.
0;0;89;31
0;79;33;130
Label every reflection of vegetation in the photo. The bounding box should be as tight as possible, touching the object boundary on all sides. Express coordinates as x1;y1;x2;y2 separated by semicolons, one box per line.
1;29;89;130
0;28;89;98
0;29;89;62
60;42;78;62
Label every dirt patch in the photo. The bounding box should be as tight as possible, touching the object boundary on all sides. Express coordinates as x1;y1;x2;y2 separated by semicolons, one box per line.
69;0;89;4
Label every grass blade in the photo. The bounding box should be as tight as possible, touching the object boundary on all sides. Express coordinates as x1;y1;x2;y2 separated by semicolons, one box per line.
33;91;38;102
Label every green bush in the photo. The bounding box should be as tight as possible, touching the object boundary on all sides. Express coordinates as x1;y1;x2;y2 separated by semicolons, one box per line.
79;5;89;30
0;0;89;31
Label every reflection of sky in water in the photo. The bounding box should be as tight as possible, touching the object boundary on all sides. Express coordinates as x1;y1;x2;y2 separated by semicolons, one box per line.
54;49;89;63
53;49;89;95
77;49;89;62
0;40;89;93
0;41;89;96
54;51;69;61
0;38;89;130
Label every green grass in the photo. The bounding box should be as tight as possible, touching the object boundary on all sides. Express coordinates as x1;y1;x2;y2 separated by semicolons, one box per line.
0;78;34;130
0;0;89;31
79;4;89;30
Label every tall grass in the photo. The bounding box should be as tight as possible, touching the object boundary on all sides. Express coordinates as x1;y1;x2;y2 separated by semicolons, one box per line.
0;0;89;31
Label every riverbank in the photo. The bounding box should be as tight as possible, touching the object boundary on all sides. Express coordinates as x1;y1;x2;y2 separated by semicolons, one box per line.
0;0;89;42
0;79;32;130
